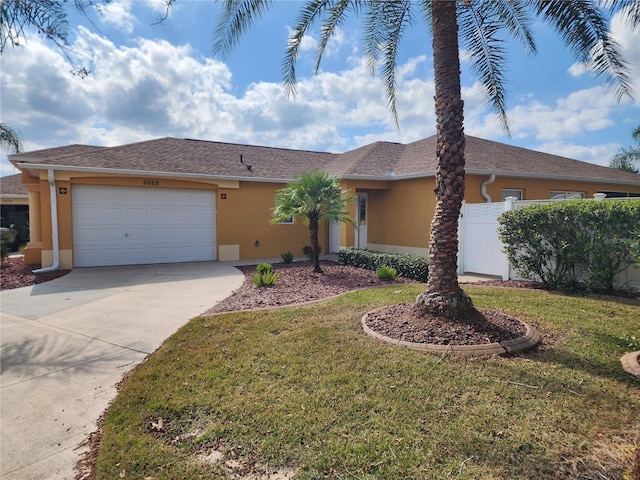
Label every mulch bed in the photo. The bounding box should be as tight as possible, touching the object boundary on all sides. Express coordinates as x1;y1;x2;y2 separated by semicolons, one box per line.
365;304;526;345
207;261;527;346
205;261;418;314
0;256;71;290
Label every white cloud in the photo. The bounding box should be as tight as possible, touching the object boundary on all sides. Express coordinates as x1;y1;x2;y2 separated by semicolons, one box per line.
535;140;621;167
1;28;416;158
1;17;636;177
568;61;589;77
610;8;640;105
504;85;620;141
567;7;640;105
96;0;138;34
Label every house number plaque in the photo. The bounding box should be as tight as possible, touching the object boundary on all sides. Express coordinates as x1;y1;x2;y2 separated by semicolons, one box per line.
142;179;160;186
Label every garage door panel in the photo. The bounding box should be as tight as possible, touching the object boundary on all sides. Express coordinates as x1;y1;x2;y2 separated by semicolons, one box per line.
73;186;216;267
126;208;151;222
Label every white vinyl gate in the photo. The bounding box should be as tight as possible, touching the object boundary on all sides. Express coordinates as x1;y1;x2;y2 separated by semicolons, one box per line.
457;196;639;289
457;201;511;279
458;198;551;279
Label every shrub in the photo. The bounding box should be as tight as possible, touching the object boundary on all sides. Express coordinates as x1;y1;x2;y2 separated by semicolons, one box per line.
498;199;640;292
281;251;294;263
338;248;428;282
302;245;320;261
376;264;399;280
252;270;280;287
256;263;273;275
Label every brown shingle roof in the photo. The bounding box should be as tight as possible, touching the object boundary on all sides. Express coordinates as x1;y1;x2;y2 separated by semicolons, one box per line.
463;136;639;184
11;138;336;180
9;135;640;186
0;174;28;196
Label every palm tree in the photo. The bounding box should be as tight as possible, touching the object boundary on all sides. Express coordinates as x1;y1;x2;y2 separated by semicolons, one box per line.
0;123;23;153
609;125;640;174
214;0;632;321
272;171;355;274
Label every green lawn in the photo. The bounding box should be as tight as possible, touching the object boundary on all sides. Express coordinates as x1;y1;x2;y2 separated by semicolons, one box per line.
93;286;640;479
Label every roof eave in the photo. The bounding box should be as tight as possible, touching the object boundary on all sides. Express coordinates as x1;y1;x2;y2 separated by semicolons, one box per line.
11;162;298;184
465;168;640;187
339;172;435;181
0;194;29;199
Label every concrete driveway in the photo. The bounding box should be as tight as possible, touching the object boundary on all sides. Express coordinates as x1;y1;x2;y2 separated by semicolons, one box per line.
0;262;244;480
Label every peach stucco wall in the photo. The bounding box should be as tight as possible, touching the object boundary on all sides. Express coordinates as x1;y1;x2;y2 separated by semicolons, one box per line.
22;168;640;268
26;171;331;268
465;174;640;202
216;181;328;261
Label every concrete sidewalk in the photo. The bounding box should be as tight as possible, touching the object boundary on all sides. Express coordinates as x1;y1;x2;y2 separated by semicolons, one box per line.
0;262;244;480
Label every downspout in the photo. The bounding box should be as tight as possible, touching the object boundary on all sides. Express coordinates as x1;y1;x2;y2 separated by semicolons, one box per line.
33;169;60;273
480;174;496;203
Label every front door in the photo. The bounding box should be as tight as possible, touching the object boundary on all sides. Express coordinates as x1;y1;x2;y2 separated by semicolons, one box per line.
356;193;368;249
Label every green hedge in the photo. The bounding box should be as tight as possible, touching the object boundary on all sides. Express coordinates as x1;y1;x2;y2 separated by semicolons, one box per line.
498;199;640;292
338;248;429;282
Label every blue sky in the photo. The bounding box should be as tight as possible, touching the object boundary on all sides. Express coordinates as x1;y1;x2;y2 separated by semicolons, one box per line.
1;0;639;177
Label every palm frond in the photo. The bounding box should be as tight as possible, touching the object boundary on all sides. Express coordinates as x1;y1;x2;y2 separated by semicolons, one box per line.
600;0;640;31
282;0;335;97
0;123;23;153
212;0;274;59
380;0;413;128
363;0;413;128
490;0;537;55
534;0;633;101
314;0;359;75
609;146;640;173
1;0;69;54
458;0;510;133
272;171;355;226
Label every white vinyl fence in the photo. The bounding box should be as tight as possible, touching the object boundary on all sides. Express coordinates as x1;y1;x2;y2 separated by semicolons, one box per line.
457;196;640;291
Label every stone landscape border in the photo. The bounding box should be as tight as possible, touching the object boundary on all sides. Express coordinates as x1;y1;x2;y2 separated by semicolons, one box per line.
621;351;640;379
361;310;541;356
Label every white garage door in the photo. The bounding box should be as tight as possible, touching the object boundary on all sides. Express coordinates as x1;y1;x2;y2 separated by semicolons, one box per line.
72;185;216;267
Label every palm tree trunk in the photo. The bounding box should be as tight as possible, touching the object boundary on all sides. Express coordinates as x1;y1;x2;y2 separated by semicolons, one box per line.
309;217;322;273
415;0;474;320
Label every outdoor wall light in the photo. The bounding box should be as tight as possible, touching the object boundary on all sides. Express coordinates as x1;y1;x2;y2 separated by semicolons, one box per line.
255;240;260;247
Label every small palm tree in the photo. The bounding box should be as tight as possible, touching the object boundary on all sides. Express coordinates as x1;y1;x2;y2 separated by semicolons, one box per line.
272;171;355;273
609;125;640;174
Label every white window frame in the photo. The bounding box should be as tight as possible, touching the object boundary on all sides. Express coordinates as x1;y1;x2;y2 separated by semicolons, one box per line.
278;215;294;225
550;191;585;200
501;189;523;201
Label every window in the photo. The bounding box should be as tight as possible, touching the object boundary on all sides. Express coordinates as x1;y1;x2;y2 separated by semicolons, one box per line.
550;191;585;200
501;189;523;201
597;191;640;198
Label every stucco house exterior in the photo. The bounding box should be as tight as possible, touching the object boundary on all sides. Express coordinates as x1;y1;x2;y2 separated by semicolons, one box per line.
8;135;640;269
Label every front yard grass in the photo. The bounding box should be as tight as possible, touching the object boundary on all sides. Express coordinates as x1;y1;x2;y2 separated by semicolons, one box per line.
93;286;640;479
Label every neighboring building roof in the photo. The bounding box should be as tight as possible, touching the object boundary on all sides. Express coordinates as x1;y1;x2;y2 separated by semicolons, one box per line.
9;135;640;186
0;173;28;197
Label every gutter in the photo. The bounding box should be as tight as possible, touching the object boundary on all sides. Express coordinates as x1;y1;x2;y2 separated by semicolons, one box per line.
33;169;60;273
480;174;496;202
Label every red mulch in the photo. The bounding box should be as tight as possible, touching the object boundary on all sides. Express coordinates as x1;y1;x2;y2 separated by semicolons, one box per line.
206;261;527;346
0;256;70;290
